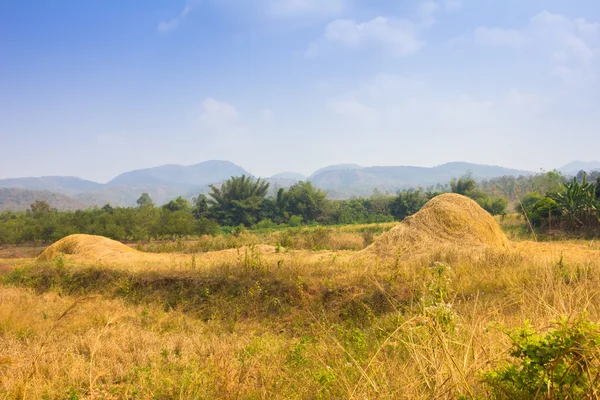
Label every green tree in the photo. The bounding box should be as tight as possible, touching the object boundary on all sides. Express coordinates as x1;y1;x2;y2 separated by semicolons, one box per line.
282;181;327;223
159;209;196;238
136;193;154;208
450;177;476;196
162;196;191;212
390;190;426;220
29;200;52;214
192;194;209;220
208;175;270;226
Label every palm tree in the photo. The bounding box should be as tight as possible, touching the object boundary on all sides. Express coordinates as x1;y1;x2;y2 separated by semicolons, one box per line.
208;175;270;226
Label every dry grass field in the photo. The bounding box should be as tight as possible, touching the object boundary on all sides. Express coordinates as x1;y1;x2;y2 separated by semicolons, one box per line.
1;195;600;399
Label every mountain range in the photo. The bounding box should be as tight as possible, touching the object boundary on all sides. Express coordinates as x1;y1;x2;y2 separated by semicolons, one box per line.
1;160;598;211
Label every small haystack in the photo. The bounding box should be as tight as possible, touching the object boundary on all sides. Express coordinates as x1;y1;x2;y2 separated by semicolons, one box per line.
37;234;282;267
364;193;509;259
37;234;142;264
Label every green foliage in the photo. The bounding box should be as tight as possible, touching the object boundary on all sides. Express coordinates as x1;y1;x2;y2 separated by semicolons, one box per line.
192;194;209;220
136;193;154;208
522;173;599;232
451;176;508;216
162;196;191;212
287;215;303;227
517;192;543;215
279;181;327;223
550;174;598;229
482;317;600;399
390;190;427;220
29;199;52;214
421;262;457;331
451;177;476;195
528;197;562;228
208;175;270;227
197;218;220;236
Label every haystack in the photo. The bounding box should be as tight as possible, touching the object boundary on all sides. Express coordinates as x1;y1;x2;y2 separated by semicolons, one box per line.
364;193;508;259
37;234;144;264
37;234;282;267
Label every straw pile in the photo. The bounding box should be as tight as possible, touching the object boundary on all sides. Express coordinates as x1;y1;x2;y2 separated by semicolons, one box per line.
37;234;282;267
364;193;509;259
37;234;145;264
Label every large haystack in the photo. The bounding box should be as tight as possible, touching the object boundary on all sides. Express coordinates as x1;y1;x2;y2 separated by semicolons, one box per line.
365;193;509;258
37;234;143;264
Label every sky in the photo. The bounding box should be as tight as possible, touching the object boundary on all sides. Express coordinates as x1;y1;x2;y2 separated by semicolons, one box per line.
1;0;599;182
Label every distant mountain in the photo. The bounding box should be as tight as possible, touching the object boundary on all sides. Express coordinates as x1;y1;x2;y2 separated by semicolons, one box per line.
0;188;89;211
310;162;533;198
75;184;185;207
0;160;536;207
559;161;600;176
309;164;363;179
108;160;248;188
270;172;306;181
0;176;103;196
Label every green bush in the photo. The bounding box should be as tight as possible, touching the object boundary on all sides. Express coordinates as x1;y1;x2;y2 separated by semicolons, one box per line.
482;317;600;399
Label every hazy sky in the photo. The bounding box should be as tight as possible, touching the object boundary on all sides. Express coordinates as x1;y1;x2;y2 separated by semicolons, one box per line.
1;0;599;182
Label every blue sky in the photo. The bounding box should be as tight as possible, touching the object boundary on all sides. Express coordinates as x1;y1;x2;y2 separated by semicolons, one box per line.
1;0;599;182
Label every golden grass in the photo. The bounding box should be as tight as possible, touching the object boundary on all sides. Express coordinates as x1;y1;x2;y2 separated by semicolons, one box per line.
2;196;600;398
2;240;600;399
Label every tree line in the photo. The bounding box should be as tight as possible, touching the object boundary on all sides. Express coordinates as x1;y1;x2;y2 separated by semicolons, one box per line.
518;172;600;232
2;171;597;245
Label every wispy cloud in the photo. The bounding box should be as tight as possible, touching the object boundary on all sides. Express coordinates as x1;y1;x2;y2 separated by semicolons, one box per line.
198;98;242;129
474;10;599;83
305;1;460;58
306;16;424;57
158;3;196;33
266;0;346;17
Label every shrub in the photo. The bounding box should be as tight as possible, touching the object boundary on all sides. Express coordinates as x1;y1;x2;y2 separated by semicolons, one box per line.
482;316;600;399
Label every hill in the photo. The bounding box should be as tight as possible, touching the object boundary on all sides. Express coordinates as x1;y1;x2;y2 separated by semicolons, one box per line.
0;176;103;196
309;164;363;179
0;188;89;211
108;160;248;188
0;160;535;207
74;184;185;207
559;161;600;176
310;162;533;198
270;172;306;181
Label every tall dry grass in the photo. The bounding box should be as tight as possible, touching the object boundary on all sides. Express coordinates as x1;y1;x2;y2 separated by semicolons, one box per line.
1;234;600;398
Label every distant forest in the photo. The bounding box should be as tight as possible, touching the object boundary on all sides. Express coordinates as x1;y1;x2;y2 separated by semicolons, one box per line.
1;170;599;245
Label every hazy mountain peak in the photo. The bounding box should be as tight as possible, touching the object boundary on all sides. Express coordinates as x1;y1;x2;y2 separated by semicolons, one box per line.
270;172;306;181
560;161;600;175
309;164;363;179
107;160;248;187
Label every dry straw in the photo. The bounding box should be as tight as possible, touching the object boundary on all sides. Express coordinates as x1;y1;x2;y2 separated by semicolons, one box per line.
364;193;509;259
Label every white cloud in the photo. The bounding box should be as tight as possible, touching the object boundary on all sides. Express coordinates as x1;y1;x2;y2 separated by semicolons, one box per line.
306;17;425;57
158;3;195;33
198;98;241;128
475;11;599;83
266;0;346;17
305;1;462;58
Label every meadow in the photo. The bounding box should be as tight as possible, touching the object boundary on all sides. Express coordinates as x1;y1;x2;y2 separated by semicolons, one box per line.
1;195;600;399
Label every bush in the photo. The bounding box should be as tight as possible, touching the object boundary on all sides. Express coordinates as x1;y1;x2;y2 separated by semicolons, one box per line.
482;317;600;399
288;215;303;227
197;218;220;236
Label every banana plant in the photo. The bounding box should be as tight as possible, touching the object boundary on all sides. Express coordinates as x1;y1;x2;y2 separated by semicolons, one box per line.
551;173;598;229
